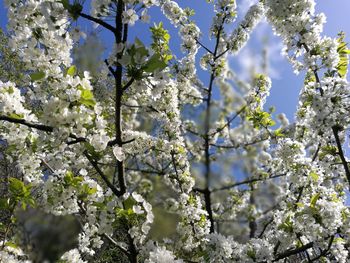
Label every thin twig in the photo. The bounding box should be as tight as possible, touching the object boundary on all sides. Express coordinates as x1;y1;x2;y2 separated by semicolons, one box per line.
84;151;122;197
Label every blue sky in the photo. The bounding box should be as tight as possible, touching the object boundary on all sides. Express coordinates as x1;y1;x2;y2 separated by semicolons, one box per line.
0;0;349;121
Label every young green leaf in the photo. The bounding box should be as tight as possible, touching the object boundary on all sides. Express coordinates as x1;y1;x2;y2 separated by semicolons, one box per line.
143;54;167;73
336;32;350;78
30;71;46;81
67;65;77;76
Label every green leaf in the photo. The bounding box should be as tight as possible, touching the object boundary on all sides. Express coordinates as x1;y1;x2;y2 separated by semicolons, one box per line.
132;37;148;58
336;32;350;78
78;85;96;108
304;70;316;85
7;86;14;94
333;237;345;244
150;22;173;63
8;178;33;208
9;113;24;120
295;202;304;208
78;184;97;201
0;198;9;210
80;98;96;108
81;89;94;100
277;215;293;233
64;171;83;188
9;178;26;196
67;65;77;76
84;142;103;158
310;193;321;208
309;172;319;182
30;71;45;81
60;0;70;9
247;110;275;128
274;128;285;137
69;3;83;20
124;196;137;210
5;242;18;249
247;249;256;260
143;54;167;73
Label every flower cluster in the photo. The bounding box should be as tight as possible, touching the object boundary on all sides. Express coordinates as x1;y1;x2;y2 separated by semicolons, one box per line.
1;0;350;262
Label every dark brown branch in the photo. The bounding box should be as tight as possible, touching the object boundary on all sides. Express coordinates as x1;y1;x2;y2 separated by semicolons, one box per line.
310;235;334;262
170;151;184;192
107;138;135;147
114;2;138;262
0;114;137;148
202;14;228;234
312;143;321;162
0;115;53;132
123;78;135;91
212;173;286;192
209;105;247;136
104;59;117;78
67;136;87;145
79;12;116;34
210;136;269;149
84;151;122;197
113;0;127;195
123;23;128;43
272;234;336;262
258;218;274;238
0;115;87;145
273;242;314;262
78;201;129;256
195;38;213;54
214;48;229;60
332;125;350;190
249;186;257;238
301;43;324;96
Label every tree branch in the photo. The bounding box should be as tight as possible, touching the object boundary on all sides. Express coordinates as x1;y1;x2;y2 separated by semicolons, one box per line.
203;14;228;234
0;115;53;132
79;12;116;34
211;173;286;192
332;125;350;190
123;78;135;91
273;242;314;262
104;59;117;78
195;38;213;54
84;151;122;197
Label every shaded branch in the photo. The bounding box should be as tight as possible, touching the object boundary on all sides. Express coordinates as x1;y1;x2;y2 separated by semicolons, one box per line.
84;151;122;197
273;242;314;262
123;78;135;91
0;115;53;132
79;12;116;34
195;38;213;54
104;59;117;78
332;125;350;190
211;173;286;192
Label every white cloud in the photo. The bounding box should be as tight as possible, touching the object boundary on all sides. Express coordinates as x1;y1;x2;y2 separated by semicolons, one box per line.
237;0;258;18
231;21;284;81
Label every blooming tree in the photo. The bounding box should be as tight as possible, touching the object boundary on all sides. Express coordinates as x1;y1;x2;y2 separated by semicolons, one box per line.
1;0;350;262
